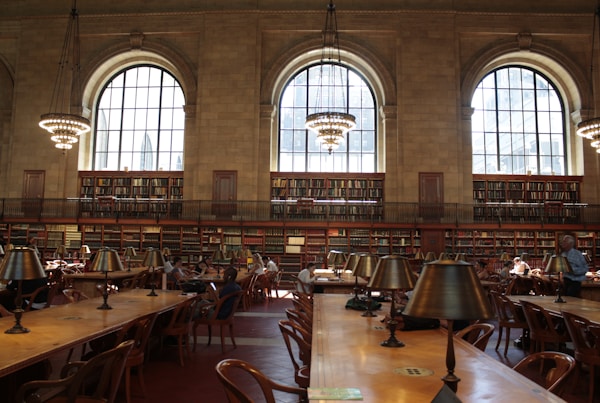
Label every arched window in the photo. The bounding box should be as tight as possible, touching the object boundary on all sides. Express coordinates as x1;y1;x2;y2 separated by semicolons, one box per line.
93;65;185;171
279;63;376;172
471;66;566;175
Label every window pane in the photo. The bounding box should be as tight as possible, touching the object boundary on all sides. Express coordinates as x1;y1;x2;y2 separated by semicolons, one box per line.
94;66;185;170
471;66;566;176
279;63;376;172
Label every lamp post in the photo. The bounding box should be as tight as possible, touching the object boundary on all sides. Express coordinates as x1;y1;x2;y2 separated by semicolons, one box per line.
0;247;47;334
403;259;493;393
90;247;123;310
143;248;165;297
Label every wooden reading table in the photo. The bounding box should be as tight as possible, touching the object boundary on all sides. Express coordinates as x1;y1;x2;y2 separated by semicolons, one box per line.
0;288;190;377
507;294;600;325
310;294;564;402
63;266;147;297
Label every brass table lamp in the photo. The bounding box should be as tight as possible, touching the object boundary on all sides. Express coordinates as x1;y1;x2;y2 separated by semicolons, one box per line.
90;247;124;310
212;249;226;278
143;248;165;296
0;247;47;333
79;245;91;268
544;255;573;303
352;254;379;317
403;259;493;393
367;255;416;347
344;252;365;300
327;250;347;279
424;251;437;263
123;246;137;271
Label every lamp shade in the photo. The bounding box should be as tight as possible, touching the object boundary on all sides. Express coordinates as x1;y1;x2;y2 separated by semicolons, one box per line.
79;245;91;256
438;252;449;260
55;245;67;257
367;255;416;291
545;255;573;275
123;246;137;258
414;251;425;260
0;247;46;281
142;248;165;268
403;260;493;320
344;252;365;273
327;250;346;267
212;249;225;261
0;245;4;255
243;249;253;258
352;254;379;278
499;252;510;261
424;251;437;262
90;248;124;273
162;247;171;257
454;253;466;261
541;252;552;266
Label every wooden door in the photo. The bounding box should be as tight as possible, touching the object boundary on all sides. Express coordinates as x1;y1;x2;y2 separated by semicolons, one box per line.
421;230;445;257
419;172;443;222
23;170;45;217
212;171;237;218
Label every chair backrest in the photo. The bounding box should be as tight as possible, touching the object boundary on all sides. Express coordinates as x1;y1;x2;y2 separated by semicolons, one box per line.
215;358;307;403
562;310;600;361
455;322;495;351
519;300;563;339
62;288;90;303
285;308;312;337
17;339;134;403
23;284;49;311
167;295;200;328
291;275;312;295
115;312;158;357
210;290;244;322
512;351;575;394
279;319;312;369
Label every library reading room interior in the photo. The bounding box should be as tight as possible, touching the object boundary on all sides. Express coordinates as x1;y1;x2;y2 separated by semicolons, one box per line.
1;1;600;402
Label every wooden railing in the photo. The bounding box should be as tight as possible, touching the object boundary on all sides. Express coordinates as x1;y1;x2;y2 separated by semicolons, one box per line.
0;198;598;226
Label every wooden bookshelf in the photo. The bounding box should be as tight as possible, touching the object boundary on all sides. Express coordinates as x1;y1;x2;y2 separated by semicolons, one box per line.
271;173;384;221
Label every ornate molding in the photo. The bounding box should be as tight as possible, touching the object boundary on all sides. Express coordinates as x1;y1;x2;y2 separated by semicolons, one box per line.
379;105;397;120
260;104;276;120
129;32;145;50
517;32;532;51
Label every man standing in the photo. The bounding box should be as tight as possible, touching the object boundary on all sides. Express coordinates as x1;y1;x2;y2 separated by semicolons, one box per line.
560;234;588;297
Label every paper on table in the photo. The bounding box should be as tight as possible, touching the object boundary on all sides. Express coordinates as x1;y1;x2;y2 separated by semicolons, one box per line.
307;387;363;400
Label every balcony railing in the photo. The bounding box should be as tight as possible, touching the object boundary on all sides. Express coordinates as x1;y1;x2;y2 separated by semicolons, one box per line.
0;198;598;226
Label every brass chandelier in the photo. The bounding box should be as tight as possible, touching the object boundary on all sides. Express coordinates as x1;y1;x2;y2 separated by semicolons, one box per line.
39;0;90;150
305;1;356;154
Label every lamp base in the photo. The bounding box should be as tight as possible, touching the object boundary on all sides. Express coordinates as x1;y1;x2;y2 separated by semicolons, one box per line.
97;303;112;310
554;296;566;303
442;373;460;393
147;285;158;297
362;309;377;317
381;338;405;348
5;324;30;334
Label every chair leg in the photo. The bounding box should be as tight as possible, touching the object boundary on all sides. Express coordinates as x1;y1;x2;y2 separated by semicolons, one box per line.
192;324;198;353
495;326;503;351
125;366;132;403
206;325;212;346
137;364;147;398
220;325;226;353
229;323;236;349
504;328;511;357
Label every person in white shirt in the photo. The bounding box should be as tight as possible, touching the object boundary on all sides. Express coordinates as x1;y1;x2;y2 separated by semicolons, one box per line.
264;256;278;272
253;253;265;275
509;257;530;275
297;262;318;293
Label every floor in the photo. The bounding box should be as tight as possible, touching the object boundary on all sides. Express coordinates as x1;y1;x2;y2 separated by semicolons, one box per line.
42;291;594;403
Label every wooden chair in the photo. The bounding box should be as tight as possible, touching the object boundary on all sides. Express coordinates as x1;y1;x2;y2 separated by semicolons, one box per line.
291;275;313;295
114;312;158;403
562;311;600;402
455;322;495;351
62;288;90;303
15;339;134;403
22;284;50;311
278;320;311;388
121;270;149;290
160;296;199;367
239;274;258;311
490;290;529;356
520;300;570;353
512;351;575;395
285;308;313;337
192;290;244;353
215;359;307;403
0;303;12;317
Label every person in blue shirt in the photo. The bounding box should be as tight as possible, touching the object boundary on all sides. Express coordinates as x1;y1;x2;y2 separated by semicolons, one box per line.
560;234;589;297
